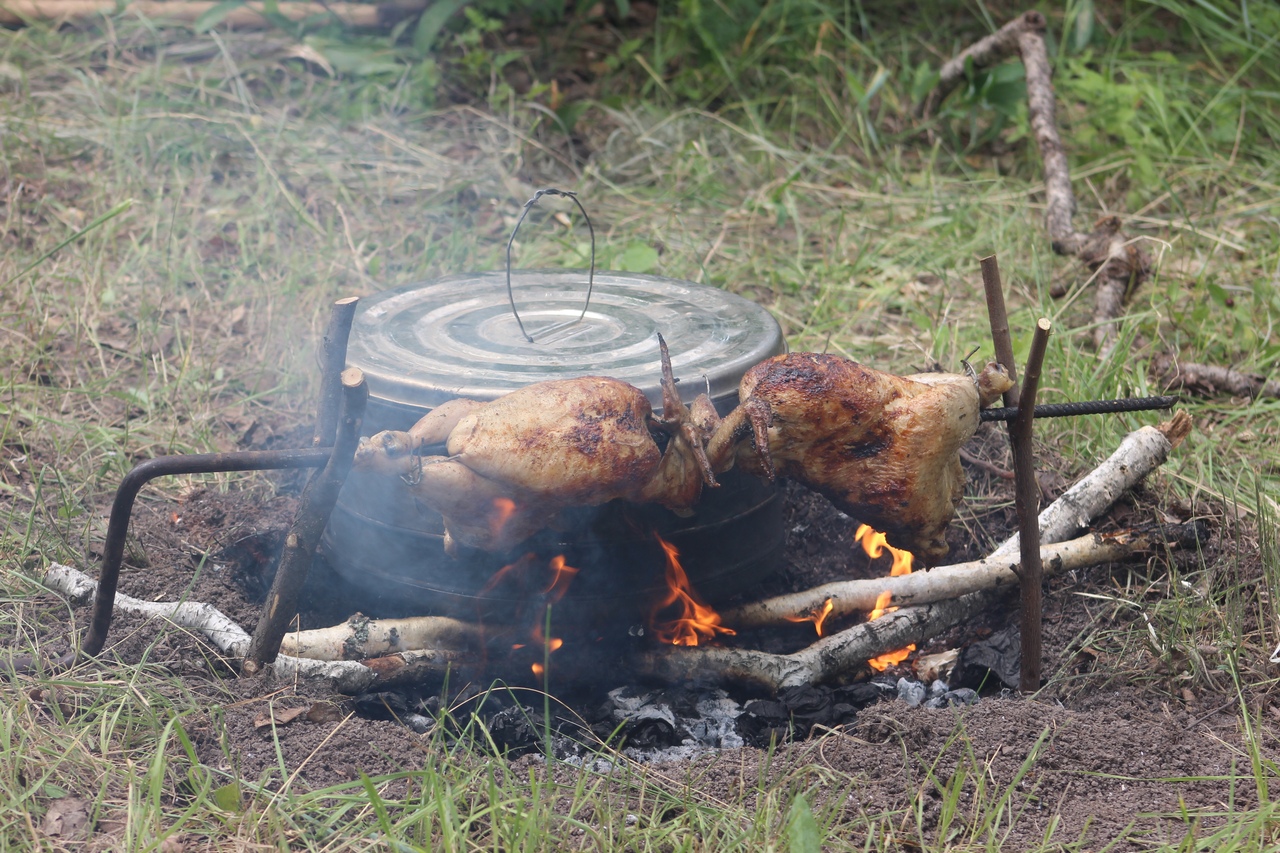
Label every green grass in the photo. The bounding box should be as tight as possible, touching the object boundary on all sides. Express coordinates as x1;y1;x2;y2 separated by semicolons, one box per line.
2;0;1280;849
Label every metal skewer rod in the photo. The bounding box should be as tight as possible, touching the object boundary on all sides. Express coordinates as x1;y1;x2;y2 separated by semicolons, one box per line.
980;395;1178;422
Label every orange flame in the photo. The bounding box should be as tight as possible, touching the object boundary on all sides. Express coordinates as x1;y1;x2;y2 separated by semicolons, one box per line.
542;555;580;603
856;526;917;671
489;497;517;540
478;552;538;598
786;597;835;637
649;536;736;646
855;524;913;576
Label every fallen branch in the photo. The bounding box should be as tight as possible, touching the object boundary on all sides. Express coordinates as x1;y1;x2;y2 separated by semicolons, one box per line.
42;563;470;692
924;13;1152;355
0;0;427;28
279;613;484;661
988;411;1191;561
1152;354;1280;400
918;11;1046;120
723;526;1195;631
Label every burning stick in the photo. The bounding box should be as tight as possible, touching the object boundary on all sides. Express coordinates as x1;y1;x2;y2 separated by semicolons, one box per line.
926;14;1151;355
723;527;1189;631
640;523;1203;691
41;563;472;693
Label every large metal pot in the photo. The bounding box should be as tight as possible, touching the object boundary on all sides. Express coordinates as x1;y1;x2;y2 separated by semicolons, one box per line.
321;270;786;621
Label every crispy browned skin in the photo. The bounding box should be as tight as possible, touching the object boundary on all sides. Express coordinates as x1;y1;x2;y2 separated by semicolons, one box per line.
352;336;719;554
713;354;1013;563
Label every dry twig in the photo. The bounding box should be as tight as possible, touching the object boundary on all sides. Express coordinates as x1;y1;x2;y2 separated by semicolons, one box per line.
1152;354;1280;400
927;14;1152;354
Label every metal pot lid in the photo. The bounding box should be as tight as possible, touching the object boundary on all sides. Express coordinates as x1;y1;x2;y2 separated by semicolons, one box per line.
347;270;785;410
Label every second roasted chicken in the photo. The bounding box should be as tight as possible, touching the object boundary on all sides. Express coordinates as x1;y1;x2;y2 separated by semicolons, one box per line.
707;353;1014;563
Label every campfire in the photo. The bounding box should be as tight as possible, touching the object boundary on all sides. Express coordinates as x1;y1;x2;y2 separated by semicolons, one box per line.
27;255;1197;711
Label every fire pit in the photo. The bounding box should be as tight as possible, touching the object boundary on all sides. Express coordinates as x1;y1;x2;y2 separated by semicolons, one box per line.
321;270;787;622
26;254;1193;704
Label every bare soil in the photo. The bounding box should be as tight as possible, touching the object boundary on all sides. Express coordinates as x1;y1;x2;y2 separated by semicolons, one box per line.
9;422;1274;850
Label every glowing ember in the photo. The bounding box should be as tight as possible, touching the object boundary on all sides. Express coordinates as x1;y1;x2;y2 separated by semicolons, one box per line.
857;526;917;670
531;662;545;678
786;597;835;636
649;536;736;646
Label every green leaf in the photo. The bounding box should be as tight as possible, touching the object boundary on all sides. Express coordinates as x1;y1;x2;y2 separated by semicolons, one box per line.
1208;282;1229;307
194;0;244;32
212;782;242;813
1072;0;1095;51
616;243;659;273
413;0;471;56
786;794;821;853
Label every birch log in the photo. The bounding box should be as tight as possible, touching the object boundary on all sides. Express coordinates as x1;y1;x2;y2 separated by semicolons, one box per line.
42;563;470;692
278;613;485;660
637;594;989;692
639;523;1202;691
988;411;1191;562
723;529;1164;630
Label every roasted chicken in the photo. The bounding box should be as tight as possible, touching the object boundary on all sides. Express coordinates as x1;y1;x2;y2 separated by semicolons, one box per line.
353;336;719;554
706;353;1014;563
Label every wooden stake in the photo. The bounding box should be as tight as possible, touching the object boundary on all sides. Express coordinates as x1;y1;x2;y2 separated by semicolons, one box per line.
1013;318;1052;692
244;367;367;671
313;296;360;448
980;255;1019;408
